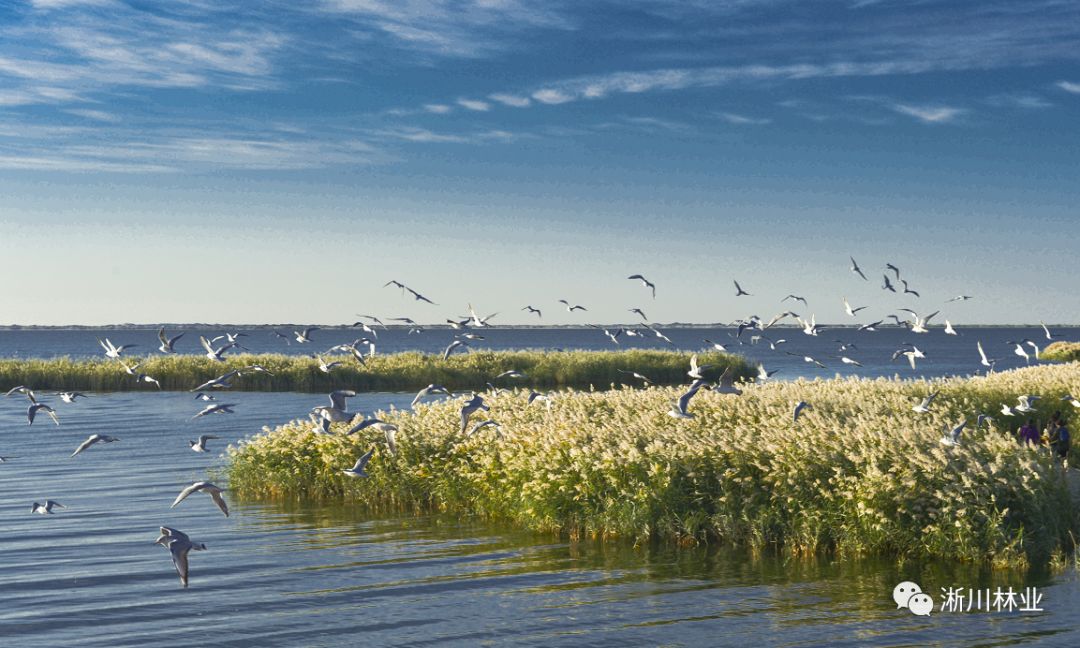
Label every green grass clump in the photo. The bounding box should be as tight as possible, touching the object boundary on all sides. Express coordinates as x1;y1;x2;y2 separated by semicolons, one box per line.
1043;341;1080;362
226;362;1080;567
0;350;752;393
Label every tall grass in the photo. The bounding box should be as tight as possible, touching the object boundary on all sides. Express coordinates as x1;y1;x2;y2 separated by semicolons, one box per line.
1043;341;1080;362
226;362;1080;566
0;350;752;393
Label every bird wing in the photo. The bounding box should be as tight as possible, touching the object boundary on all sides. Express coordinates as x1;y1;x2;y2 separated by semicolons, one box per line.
71;436;98;457
172;483;202;507
354;448;374;472
170;542;191;587
199;336;214;354
209;490;229;517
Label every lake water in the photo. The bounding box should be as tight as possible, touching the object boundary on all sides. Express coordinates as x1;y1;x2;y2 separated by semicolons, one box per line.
0;325;1074;381
2;391;1078;647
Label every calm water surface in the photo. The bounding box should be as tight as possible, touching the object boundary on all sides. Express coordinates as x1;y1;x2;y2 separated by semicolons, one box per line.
1;392;1078;647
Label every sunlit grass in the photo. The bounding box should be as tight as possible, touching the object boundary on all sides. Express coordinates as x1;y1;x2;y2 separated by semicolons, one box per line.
0;350;752;393
1044;341;1080;362
226;363;1080;567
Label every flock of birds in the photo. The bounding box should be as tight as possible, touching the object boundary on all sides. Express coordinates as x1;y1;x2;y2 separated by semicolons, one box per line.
3;259;1076;587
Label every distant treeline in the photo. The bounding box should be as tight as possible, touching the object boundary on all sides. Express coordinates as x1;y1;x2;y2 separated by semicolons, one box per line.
0;350;754;394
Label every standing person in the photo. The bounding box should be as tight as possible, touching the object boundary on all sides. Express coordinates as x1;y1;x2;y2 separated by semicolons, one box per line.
1049;413;1071;470
1017;419;1040;446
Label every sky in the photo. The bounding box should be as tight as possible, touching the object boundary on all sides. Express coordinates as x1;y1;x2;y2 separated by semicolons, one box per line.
0;0;1078;326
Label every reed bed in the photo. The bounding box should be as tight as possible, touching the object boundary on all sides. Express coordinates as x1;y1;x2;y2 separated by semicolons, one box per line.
1043;341;1080;362
0;350;752;393
226;363;1080;566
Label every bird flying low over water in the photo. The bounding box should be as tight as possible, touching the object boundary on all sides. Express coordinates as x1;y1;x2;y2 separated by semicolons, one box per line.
898;309;938;334
617;369;653;385
713;368;742;395
71;434;119;457
172;481;229;517
158;327;185;354
628;274;656;298
31;500;65;514
190;435;221;453
1040;321;1057;341
443;339;469;360
629;308;648;321
558;299;587;312
944;320;958;336
59;391;87;403
521;305;542;318
99;338;136;359
28;403;59;426
782;294;808;306
199;336;235;362
154;526;207;588
687;354;713;379
407;287;437;305
756;364;778;381
192;403;236;419
294;327;318;344
6;385;38;403
342;448;375;477
412;384;451;407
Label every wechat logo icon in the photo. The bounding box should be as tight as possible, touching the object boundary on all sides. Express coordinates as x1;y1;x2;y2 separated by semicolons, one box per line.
893;581;934;616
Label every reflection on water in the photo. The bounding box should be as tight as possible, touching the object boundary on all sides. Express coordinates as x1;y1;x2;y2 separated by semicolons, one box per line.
1;392;1078;647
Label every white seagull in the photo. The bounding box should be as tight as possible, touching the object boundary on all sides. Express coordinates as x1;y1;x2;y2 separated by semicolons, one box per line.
192;403;236;419
27;403;59;426
158;327;185;354
294;327;318;344
793;401;812;422
849;256;868;281
154;526;207;588
342;448;375;478
460;394;490;433
98;338;136;359
71;434;120;457
628;274;657;298
189;435;221;453
668;379;708;419
733;280;751;297
843;297;867;317
171;481;229;517
31;500;65;514
940;420;967;447
912;391;939;414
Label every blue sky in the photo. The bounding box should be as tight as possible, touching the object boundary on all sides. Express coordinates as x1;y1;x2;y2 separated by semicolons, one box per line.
0;0;1077;326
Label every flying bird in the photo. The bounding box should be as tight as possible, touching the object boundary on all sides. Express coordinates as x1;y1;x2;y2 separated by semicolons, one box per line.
900;279;920;297
154;526;207;588
733;280;751;297
443;339;469;360
27;403;59;426
199;336;235;362
192;403;236;419
294;327;318;344
58;391;87;403
843;297;867;317
940;420;967;447
882;275;897;293
521;305;542;318
629;308;649;321
460;394;490;433
793;401;812;422
668;379;708;419
98;338;136;359
189;435;221;453
342;448;375;477
885;263;901;280
31;500;65;514
946;295;973;303
912;391;939;414
157;327;185;354
617;369;654;385
944;320;958;336
628;274;656;298
849;256;868;281
71;434;119;457
406;287;438;304
171;481;229;517
558;299;587;312
782;294;808;306
412;384;451;407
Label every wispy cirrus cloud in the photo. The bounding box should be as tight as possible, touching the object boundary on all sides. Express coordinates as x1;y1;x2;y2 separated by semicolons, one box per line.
456;98;490;111
716;111;771;125
1057;81;1080;94
317;0;573;58
891;104;965;123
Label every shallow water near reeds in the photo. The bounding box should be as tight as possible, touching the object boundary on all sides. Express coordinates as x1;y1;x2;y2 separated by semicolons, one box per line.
2;392;1078;647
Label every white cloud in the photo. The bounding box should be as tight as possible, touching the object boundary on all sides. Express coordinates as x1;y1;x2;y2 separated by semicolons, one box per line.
532;88;573;104
985;93;1052;109
891;104;964;123
457;98;490;111
489;93;531;107
424;103;452;113
716;111;771;125
65;108;120;122
1057;81;1080;94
